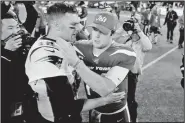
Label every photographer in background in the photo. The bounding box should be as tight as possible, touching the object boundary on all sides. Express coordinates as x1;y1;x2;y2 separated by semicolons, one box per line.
1;12;36;123
34;1;48;39
113;18;152;123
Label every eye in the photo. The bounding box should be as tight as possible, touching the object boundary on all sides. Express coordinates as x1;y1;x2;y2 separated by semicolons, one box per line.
8;27;13;30
93;27;99;32
70;27;75;29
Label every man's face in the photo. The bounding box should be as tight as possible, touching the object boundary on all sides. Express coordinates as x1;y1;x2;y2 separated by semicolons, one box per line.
168;7;172;12
91;27;111;49
143;3;147;9
59;13;81;42
1;18;20;40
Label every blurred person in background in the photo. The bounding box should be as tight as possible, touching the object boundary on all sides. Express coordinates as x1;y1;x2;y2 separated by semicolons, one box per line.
15;1;39;34
163;5;178;44
148;2;162;44
77;1;88;27
76;1;90;40
178;10;184;49
140;2;150;35
34;1;48;38
114;2;121;20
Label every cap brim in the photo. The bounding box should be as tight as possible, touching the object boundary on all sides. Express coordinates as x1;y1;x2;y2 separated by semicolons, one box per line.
87;23;111;35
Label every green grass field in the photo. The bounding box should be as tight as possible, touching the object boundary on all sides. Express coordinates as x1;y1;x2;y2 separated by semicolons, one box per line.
78;8;184;122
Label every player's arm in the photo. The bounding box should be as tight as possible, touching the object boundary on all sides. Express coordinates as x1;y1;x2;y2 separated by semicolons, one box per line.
74;54;136;96
74;61;118;96
81;91;126;112
56;38;136;96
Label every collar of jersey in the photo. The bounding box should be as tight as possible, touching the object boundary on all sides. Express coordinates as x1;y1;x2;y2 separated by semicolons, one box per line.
41;35;56;42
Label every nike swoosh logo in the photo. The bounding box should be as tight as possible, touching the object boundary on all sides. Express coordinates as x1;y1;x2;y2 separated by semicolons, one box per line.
117;118;123;122
44;49;55;53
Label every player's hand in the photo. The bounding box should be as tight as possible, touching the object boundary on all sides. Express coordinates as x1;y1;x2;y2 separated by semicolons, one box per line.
4;35;22;51
56;37;79;67
103;91;126;105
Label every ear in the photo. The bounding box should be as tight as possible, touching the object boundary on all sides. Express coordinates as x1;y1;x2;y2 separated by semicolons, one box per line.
54;20;63;32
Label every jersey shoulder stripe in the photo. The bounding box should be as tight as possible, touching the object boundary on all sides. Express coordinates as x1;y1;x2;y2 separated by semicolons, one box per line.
110;49;136;57
110;42;136;57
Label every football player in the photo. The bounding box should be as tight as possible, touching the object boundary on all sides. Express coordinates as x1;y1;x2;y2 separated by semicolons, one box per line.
25;3;126;123
57;12;137;123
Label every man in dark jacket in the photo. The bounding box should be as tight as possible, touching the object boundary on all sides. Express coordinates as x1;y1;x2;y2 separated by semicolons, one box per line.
1;12;36;123
163;5;178;43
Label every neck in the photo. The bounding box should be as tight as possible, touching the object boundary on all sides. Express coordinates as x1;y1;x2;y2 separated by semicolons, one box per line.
93;39;113;57
46;28;61;41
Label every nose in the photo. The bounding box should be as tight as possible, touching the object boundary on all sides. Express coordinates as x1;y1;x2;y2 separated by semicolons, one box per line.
13;27;20;34
96;31;101;38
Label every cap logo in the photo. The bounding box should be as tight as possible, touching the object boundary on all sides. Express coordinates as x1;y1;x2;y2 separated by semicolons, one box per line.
96;15;107;23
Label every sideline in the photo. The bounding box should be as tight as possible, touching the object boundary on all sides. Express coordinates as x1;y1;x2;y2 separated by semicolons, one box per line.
142;46;178;71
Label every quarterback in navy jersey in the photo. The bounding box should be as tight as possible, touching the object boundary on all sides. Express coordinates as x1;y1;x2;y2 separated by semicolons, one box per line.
59;12;136;123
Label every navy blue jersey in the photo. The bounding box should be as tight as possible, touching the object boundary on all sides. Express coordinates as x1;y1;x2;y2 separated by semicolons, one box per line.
74;40;136;113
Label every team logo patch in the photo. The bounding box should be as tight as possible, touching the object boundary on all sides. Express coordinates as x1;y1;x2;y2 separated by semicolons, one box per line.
36;55;63;69
96;15;107;23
